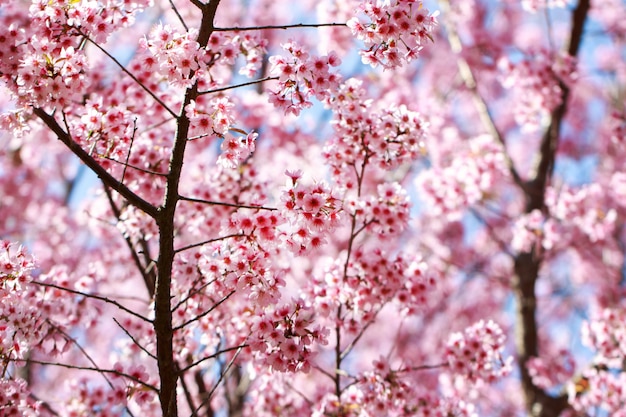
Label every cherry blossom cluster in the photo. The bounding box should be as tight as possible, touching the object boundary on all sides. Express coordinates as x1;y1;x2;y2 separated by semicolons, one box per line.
280;176;342;254
15;41;89;108
145;24;268;88
0;240;34;291
527;349;576;390
445;320;512;384
510;208;560;253
582;307;626;368
243;373;310;417
311;379;477;417
395;258;437;314
63;379;128;417
268;41;342;115
347;0;438;69
72;99;137;163
186;97;236;138
0;241;47;363
546;183;616;243
31;0;151;44
62;374;158;417
217;131;258;168
568;367;626;416
0;379;39;417
416;134;508;219
360;182;412;236
144;24;203;89
3;0;150;109
609;111;626;149
306;249;434;333
341;248;408;322
248;300;329;373
0;23;25;88
498;50;577;132
210;32;268;79
323;78;427;187
521;0;569;13
197;237;285;310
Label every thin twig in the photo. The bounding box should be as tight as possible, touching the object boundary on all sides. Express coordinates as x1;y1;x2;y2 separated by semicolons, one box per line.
103;185;157;296
179;344;247;375
340;306;383;360
173;290;236;331
122;118;138;182
17;359;158;391
80;32;177;118
214;22;347;32
32;108;159;217
101;155;168;177
32;281;151;323
45;320;115;388
174;233;247;253
113;317;157;360
178;195;278;211
198;76;278;95
194;346;244;415
169;0;189;31
171;276;217;312
439;0;525;190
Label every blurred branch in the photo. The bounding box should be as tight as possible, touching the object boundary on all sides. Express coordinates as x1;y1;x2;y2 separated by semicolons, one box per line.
103;185;157;296
439;0;525;190
512;1;590;416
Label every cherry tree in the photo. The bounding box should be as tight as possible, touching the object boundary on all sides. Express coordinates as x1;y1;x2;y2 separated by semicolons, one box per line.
0;0;625;416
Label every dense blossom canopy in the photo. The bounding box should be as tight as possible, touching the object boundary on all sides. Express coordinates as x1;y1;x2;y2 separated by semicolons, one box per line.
1;0;625;416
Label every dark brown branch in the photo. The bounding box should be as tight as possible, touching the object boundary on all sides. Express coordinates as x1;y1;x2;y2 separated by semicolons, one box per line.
169;0;189;31
32;108;159;218
513;1;590;416
526;0;590;213
153;2;222;415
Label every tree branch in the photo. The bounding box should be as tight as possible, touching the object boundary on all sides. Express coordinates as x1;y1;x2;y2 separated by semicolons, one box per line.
32;108;159;218
103;185;157;296
214;22;346;32
153;1;222;415
32;280;152;324
512;1;590;416
198;76;279;95
178;195;277;211
439;0;525;190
